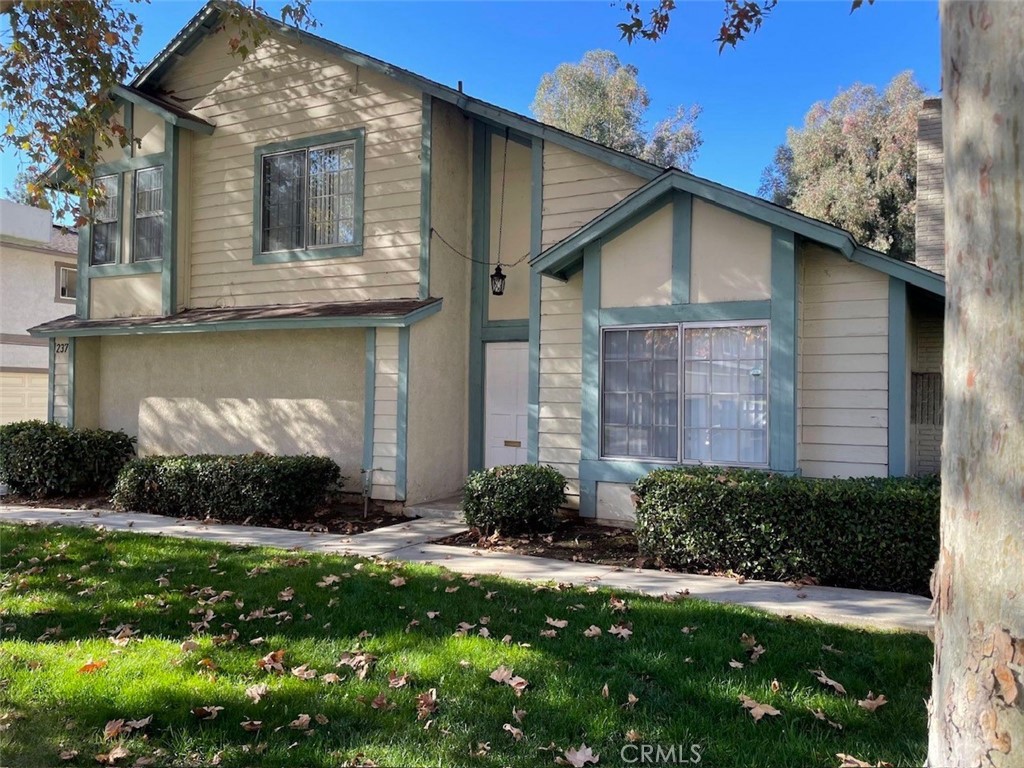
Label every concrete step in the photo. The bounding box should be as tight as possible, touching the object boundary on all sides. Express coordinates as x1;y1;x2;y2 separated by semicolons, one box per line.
404;494;464;522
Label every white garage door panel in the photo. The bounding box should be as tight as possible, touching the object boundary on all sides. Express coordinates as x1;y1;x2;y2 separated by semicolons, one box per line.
0;371;49;424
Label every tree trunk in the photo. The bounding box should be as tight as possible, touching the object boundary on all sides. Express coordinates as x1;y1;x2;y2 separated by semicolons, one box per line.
928;2;1024;766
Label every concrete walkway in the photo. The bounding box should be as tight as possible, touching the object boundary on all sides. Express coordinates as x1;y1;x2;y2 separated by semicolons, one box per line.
0;505;932;634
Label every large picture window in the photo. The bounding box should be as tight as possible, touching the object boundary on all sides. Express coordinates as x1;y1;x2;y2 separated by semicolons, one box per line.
601;323;769;466
259;138;359;256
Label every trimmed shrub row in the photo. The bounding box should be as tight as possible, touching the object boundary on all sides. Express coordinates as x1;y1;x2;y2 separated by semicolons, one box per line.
112;454;343;524
463;464;567;535
0;421;135;498
633;466;940;595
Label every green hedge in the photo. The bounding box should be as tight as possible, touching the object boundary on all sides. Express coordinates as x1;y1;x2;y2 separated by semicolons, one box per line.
112;454;343;524
463;464;567;535
0;420;136;498
633;467;940;595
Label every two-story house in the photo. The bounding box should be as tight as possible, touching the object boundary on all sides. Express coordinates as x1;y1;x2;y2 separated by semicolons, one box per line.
0;200;79;424
30;1;945;521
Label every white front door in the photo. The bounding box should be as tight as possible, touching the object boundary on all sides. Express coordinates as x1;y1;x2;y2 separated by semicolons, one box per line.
484;342;529;468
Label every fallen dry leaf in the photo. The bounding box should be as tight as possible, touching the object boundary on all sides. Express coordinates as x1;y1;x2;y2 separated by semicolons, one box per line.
58;749;78;761
388;670;410;688
278;587;294;601
809;669;847;695
558;743;600;766
192;706;223;721
608;623;632;640
370;693;394;711
503;723;524;741
546;616;568;629
601;683;609;699
512;706;526;723
770;678;781;693
836;755;893;768
291;664;318;680
426;611;440;619
245;683;269;704
416;688;438;720
289;713;312;730
257;649;286;674
625;729;641;743
729;659;745;669
471;741;491;757
94;745;129;765
321;673;341;684
241;719;263;732
103;719;126;740
609;596;628;613
810;708;843;729
540;629;558;638
315;713;329;725
583;625;602;637
857;691;888;712
738;694;782;722
389;576;407;588
78;659;108;674
623;692;638;710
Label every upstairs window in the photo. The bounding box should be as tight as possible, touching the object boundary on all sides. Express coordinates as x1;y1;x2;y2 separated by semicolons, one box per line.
254;129;364;262
133;167;164;261
56;265;77;302
90;175;119;265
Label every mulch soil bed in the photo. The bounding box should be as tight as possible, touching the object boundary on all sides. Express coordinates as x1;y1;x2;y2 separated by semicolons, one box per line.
0;493;408;536
435;516;653;570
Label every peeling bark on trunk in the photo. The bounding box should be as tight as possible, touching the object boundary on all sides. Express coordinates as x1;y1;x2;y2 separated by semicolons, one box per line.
928;2;1024;766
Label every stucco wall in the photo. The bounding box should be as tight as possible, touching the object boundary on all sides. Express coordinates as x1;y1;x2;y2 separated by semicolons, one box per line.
406;99;471;505
0;244;75;369
159;29;424;308
600;203;673;308
134;108;165;157
537;271;583;506
690;199;771;303
487;135;531;322
73;337;102;429
94;329;365;483
371;328;400;500
90;273;162;319
797;244;889;478
541;144;643;249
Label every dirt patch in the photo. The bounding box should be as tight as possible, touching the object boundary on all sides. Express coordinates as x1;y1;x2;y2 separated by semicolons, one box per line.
0;493;409;536
435;517;654;570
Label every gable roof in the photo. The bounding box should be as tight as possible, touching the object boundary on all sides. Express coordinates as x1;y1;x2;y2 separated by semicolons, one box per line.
530;170;946;297
130;1;662;182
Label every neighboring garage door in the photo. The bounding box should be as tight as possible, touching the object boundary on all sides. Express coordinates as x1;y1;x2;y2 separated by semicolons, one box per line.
0;371;48;424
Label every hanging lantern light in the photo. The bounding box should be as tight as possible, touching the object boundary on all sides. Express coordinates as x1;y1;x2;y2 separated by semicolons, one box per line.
490;264;506;296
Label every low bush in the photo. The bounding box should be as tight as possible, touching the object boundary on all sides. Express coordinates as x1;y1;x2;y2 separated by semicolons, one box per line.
112;453;343;524
633;466;940;595
463;464;566;535
0;420;136;498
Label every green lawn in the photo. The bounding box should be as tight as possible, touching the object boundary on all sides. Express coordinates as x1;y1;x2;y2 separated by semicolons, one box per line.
0;523;932;767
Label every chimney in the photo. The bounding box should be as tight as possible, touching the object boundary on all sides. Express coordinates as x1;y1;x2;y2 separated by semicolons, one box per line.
914;98;945;275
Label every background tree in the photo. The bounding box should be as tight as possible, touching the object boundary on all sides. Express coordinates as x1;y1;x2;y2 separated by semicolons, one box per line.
621;2;1023;765
758;71;924;260
531;49;702;170
0;0;315;223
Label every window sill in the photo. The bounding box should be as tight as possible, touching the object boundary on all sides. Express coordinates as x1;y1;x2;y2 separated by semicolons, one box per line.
253;243;363;264
88;261;163;277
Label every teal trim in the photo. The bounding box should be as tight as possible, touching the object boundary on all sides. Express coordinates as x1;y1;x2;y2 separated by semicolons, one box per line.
363;328;376;474
467;121;489;472
579;241;602;516
532;169;946;298
888;277;908;476
481;324;529;342
31;299;444;338
76;203;91;319
671;191;692;305
252;128;366;264
598;300;770;327
395;326;410;501
162;125;179;314
95;152;169;175
112;84;215;135
580;459;672;485
419;93;432;299
47;338;55;423
67;338;76;428
527;137;543;465
769;227;797;472
88;261;162;277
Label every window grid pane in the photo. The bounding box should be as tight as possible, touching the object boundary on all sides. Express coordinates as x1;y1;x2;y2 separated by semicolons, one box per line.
683;325;768;465
601;328;678;460
133;167;164;262
91;175;119;265
60;268;77;299
307;144;355;248
262;150;306;252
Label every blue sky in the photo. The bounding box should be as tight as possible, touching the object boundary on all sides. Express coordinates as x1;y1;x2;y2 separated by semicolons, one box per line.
1;0;940;197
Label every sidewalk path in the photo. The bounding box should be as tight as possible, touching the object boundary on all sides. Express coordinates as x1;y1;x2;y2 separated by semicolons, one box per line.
0;505;932;634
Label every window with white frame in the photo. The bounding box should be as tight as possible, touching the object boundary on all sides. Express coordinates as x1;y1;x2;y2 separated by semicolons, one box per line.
260;140;357;254
133;166;164;261
601;323;769;465
56;265;77;302
90;174;119;265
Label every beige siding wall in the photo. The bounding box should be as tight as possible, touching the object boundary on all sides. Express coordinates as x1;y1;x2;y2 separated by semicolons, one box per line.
542;144;643;249
537;272;583;506
134;109;165;157
90;273;163;319
798;244;889;478
487;135;531;321
600;203;673;308
371;328;400;501
95;329;365;481
176;130;193;311
52;337;72;427
690;199;771;303
407;99;472;504
160;30;423;308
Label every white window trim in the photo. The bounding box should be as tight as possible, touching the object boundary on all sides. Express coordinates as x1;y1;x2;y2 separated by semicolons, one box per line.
54;263;77;304
599;319;771;467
